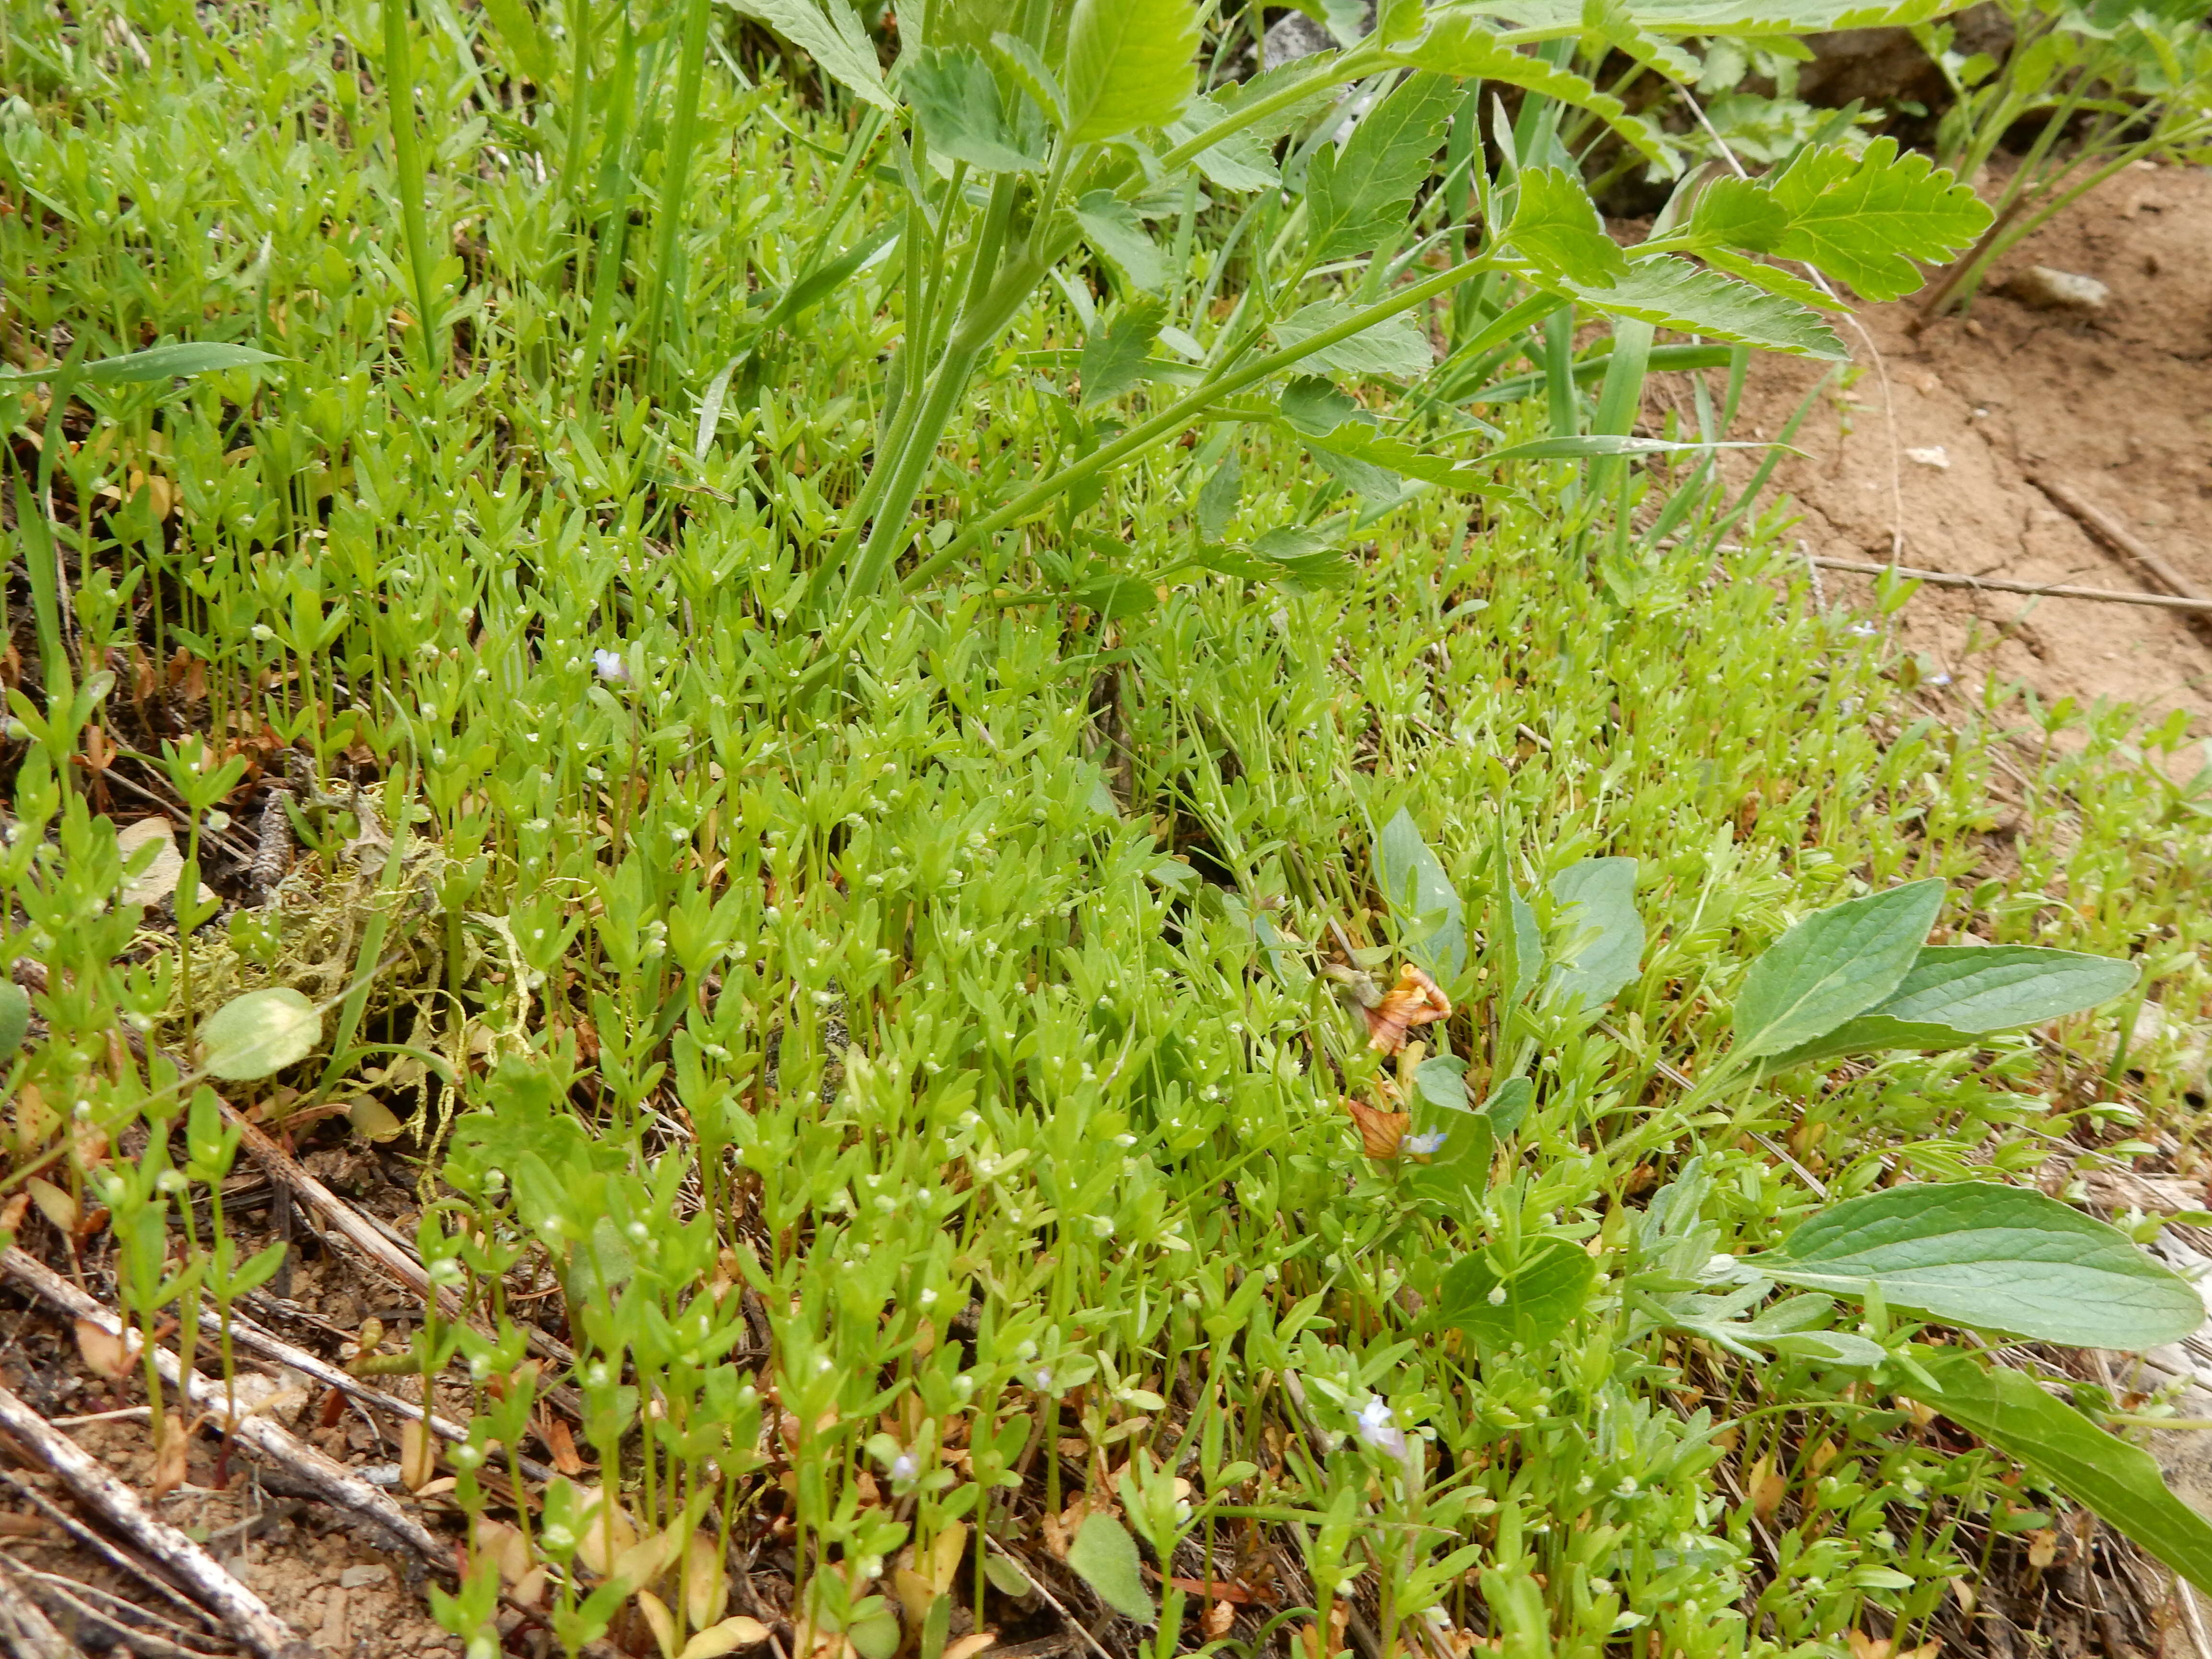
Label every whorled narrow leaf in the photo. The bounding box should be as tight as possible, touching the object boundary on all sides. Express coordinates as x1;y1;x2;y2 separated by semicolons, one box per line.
1306;72;1462;262
1757;1183;2204;1349
1060;0;1202;142
722;0;896;111
1763;944;2140;1068
1382;15;1666;167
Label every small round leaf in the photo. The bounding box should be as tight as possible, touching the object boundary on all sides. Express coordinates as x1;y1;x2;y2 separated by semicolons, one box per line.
202;989;322;1080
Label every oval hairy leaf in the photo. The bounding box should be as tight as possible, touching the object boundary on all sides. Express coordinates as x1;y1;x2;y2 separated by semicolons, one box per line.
1758;1183;2204;1349
1732;879;1943;1058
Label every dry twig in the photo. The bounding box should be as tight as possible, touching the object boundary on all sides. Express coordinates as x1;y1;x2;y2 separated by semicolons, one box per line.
0;1378;314;1659
1;1247;448;1569
1811;556;2212;615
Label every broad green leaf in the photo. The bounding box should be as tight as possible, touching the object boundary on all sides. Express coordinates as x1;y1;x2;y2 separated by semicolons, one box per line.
1306;72;1461;262
724;0;896;112
1553;256;1846;358
202;988;324;1080
1910;1346;2212;1595
1732;879;1943;1058
0;342;287;389
1072;192;1167;292
1165;93;1279;191
1742;139;1990;302
932;0;1018;48
0;983;28;1054
1383;15;1664;166
1195;449;1241;541
1504;168;1626;286
1195;528;1353;589
1440;1238;1597;1349
1061;0;1201;142
1480;1075;1533;1137
1406;1108;1494;1206
1066;1513;1154;1623
1271;301;1434;379
1376;807;1466;980
904;46;1045;172
1764;945;2141;1068
1414;1053;1469;1113
1081;297;1167;405
1757;1183;2204;1349
1545;857;1642;1014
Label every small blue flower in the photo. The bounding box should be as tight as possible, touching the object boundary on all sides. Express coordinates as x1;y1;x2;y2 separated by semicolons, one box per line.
1846;621;1878;639
1355;1396;1405;1457
890;1453;919;1481
592;648;628;684
1404;1131;1447;1156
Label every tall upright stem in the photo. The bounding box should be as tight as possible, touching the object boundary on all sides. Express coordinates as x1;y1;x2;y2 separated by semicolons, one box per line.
383;0;443;379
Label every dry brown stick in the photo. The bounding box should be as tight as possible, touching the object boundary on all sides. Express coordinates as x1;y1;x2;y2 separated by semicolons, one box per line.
2031;474;2206;601
1810;556;2212;615
0;1380;313;1659
3;1562;226;1659
0;1555;75;1659
204;1299;556;1485
0;1468;218;1634
0;1248;448;1570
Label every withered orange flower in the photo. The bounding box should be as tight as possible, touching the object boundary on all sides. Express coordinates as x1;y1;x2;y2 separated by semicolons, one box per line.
1345;1098;1411;1160
1362;963;1451;1054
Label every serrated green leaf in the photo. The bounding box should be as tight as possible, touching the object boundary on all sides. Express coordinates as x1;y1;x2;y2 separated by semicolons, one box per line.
1485;432;1764;461
1505;167;1627;285
1165;93;1279;191
202;988;323;1081
1383;15;1664;165
1545;856;1642;1014
1578;0;1700;78
724;0;896;111
1061;0;1201;142
1377;807;1466;980
988;33;1067;128
1440;1238;1597;1349
1072;192;1167;292
1306;72;1461;262
478;0;555;85
1250;526;1352;587
1279;375;1367;437
1066;1513;1154;1623
1764;945;2140;1067
1271;301;1434;379
1553;255;1846;357
1742;139;1991;302
1910;1347;2212;1595
1080;297;1167;405
932;0;1018;48
1733;879;1944;1058
904;46;1045;171
1758;1184;2204;1348
1195;448;1241;541
1695;245;1837;312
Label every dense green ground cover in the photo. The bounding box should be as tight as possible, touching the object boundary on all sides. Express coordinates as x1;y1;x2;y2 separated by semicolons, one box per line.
7;2;2212;1657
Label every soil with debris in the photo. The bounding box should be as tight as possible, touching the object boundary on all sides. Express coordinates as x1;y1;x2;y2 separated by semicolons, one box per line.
1723;158;2212;736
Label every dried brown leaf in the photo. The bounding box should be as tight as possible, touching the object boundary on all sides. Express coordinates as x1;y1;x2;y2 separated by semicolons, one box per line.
1363;964;1451;1054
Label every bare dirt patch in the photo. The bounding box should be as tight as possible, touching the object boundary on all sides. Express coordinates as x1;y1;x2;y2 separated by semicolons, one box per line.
1725;158;2212;733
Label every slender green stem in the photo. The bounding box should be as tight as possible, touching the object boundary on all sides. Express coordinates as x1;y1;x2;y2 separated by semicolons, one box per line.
383;0;443;377
643;0;713;382
1153;48;1382;176
560;0;595;216
901;255;1499;593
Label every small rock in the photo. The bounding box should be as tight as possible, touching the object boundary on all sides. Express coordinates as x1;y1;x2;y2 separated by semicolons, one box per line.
1904;445;1950;469
339;1564;391;1590
2002;265;2110;313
